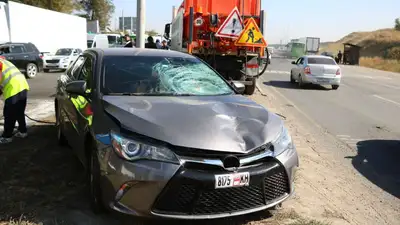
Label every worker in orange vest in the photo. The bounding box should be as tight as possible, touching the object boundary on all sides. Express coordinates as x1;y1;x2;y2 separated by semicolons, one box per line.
0;56;30;144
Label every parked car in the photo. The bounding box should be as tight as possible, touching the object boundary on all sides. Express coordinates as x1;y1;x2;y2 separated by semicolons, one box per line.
55;48;299;218
43;48;82;72
290;55;341;90
0;42;43;78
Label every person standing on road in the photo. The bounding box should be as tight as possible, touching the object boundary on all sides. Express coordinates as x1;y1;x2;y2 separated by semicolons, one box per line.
0;56;30;144
337;50;342;64
161;40;169;50
155;39;162;49
124;34;134;48
145;36;158;49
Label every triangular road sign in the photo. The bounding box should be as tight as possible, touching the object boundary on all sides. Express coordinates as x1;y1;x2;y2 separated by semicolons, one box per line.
234;18;267;47
215;7;243;38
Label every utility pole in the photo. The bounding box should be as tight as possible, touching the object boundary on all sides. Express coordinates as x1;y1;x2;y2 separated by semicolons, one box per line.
122;10;124;33
136;0;145;48
0;0;11;42
48;0;53;10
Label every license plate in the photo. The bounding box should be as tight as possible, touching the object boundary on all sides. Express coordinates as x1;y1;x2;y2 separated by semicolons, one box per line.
317;78;330;83
215;172;250;189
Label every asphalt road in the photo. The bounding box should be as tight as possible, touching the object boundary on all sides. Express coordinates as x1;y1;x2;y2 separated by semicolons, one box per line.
259;53;400;198
27;71;62;99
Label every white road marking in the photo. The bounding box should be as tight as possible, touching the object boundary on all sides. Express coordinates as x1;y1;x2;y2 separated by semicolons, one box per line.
264;70;290;74
337;134;350;138
336;135;364;146
378;83;400;90
372;95;400;108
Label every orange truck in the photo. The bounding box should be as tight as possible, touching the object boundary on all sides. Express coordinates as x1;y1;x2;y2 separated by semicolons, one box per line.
164;0;268;95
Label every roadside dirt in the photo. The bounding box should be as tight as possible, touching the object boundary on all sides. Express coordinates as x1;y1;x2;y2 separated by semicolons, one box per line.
250;85;400;225
1;87;399;225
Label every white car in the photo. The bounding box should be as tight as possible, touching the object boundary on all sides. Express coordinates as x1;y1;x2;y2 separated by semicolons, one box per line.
43;48;82;72
290;55;341;90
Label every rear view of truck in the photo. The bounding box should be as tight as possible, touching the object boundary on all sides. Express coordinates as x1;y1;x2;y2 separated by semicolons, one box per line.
164;0;268;95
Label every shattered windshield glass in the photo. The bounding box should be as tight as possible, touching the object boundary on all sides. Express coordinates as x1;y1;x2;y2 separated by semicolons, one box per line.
102;55;234;96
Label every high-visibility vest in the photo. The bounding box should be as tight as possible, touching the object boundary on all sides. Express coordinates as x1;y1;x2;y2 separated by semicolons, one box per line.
70;89;92;125
0;59;30;100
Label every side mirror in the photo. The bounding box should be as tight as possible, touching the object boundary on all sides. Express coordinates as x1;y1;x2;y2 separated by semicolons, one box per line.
291;61;296;65
164;23;171;39
232;81;245;93
210;14;218;26
66;80;87;96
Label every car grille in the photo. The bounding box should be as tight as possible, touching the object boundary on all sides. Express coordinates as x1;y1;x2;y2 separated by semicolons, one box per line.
46;59;59;63
152;162;289;215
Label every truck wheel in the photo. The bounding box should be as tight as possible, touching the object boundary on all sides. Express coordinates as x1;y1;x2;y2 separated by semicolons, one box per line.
244;77;256;95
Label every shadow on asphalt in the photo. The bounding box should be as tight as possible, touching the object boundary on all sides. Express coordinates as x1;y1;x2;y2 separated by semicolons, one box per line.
0;124;274;225
346;140;400;199
263;81;331;91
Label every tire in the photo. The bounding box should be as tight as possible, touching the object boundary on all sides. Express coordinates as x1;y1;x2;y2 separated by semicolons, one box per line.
290;71;296;83
25;63;38;78
88;145;106;214
244;77;256;95
332;85;339;90
55;104;68;146
43;69;50;73
298;74;305;88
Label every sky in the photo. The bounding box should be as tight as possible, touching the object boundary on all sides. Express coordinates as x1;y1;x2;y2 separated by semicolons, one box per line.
111;0;400;44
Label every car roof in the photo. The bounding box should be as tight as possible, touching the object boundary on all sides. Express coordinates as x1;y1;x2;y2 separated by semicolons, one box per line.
88;48;195;58
304;55;333;59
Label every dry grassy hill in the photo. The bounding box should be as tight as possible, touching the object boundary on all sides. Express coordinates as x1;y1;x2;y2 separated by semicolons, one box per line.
319;29;400;72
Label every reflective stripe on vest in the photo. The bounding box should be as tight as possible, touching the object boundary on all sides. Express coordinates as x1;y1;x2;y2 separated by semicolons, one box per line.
0;59;24;90
0;71;24;90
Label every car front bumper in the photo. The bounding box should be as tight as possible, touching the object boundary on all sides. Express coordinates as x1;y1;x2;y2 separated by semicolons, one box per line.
43;61;71;70
99;143;298;219
304;74;341;85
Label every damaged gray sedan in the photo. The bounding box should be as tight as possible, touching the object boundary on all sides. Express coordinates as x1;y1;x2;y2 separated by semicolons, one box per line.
54;48;299;220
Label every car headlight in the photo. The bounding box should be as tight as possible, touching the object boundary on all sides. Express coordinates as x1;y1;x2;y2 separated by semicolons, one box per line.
272;126;293;156
110;131;180;164
61;58;69;63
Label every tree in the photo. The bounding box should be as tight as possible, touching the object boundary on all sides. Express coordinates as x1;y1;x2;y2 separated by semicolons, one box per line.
145;30;158;36
79;0;115;30
395;18;400;31
13;0;79;14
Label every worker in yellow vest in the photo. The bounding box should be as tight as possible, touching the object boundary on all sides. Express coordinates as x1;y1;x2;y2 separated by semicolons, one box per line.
0;57;30;144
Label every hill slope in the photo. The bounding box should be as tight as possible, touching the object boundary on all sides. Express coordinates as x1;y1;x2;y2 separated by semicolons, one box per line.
320;28;400;58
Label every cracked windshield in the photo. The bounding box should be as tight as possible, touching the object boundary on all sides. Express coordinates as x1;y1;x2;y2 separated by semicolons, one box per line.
0;0;399;225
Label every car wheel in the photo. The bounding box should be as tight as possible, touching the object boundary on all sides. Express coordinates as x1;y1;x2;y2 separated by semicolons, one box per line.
88;146;106;214
298;74;305;88
43;69;50;73
55;104;68;146
25;63;38;78
290;71;296;83
332;85;339;90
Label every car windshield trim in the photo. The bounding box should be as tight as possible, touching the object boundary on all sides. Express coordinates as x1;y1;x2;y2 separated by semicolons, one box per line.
100;55;236;96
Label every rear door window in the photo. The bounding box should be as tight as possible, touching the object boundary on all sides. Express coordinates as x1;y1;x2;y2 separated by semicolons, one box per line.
307;57;336;65
10;45;25;54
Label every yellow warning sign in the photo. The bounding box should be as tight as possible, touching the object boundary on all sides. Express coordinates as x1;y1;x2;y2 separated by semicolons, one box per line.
234;18;267;47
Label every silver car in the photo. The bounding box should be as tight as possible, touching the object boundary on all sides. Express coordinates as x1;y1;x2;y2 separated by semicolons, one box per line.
55;48;299;219
290;55;342;90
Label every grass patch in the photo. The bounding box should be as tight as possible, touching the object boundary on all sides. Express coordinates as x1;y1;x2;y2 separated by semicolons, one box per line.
359;57;400;73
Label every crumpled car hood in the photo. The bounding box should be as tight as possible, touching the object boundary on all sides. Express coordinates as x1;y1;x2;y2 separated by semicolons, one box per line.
102;95;283;153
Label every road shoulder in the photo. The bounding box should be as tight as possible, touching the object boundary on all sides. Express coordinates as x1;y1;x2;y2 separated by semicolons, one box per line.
251;83;400;225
